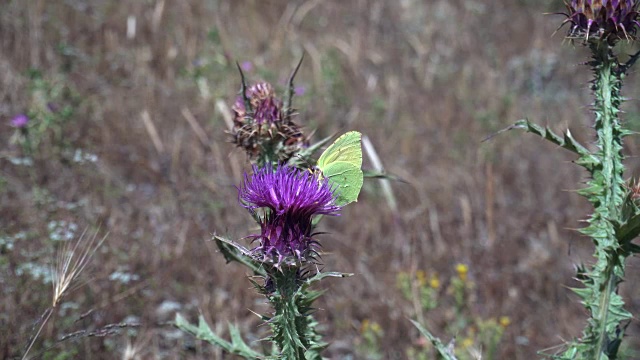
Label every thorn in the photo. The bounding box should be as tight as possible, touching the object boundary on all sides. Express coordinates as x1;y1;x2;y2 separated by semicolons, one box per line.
236;61;253;114
284;54;305;120
481;124;518;142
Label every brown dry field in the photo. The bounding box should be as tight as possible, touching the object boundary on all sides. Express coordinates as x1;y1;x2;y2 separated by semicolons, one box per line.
2;0;640;359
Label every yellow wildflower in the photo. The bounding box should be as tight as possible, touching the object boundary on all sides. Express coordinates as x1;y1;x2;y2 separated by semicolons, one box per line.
499;316;511;328
455;263;469;281
370;321;383;335
429;274;441;289
416;270;427;287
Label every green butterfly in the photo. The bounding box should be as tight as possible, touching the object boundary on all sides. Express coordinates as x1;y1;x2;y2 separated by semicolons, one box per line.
315;131;363;206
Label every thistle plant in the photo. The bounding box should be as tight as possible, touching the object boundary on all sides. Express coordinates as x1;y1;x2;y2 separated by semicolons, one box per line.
412;2;640;359
516;1;640;358
176;59;364;359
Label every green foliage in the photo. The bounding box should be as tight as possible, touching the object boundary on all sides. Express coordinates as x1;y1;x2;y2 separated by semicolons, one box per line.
356;319;384;360
411;320;458;360
493;118;597;169
214;235;266;276
21;69;78;156
403;264;510;360
174;314;263;359
209;235;354;359
396;270;440;311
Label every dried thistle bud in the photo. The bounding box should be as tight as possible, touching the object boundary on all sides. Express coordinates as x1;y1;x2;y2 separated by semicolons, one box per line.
230;81;308;162
561;0;640;42
249;82;282;125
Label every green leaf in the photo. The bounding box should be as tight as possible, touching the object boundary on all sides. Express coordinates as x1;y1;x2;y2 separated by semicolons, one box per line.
489;119;599;169
410;319;458;360
214;235;266;276
614;213;640;245
363;169;407;182
175;314;263;358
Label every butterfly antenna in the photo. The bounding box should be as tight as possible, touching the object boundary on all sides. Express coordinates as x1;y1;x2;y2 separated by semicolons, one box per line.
236;61;253;114
284;54;304;120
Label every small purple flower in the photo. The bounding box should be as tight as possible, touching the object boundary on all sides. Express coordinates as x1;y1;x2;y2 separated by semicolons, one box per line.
238;165;341;264
241;60;253;72
294;85;306;96
10;114;29;128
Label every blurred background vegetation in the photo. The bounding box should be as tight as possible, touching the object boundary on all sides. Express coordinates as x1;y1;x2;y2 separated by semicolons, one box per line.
2;0;640;358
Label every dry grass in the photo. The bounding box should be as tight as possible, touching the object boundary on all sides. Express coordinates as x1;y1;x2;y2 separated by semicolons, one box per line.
1;0;640;359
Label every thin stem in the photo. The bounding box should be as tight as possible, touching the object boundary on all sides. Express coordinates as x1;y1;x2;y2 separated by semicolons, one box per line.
21;308;53;360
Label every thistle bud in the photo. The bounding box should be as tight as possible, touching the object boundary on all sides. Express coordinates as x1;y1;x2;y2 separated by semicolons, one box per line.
230;80;308;162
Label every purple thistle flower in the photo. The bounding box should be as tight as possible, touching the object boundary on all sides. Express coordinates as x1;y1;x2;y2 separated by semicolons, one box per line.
10;114;29;128
561;0;640;42
238;165;341;264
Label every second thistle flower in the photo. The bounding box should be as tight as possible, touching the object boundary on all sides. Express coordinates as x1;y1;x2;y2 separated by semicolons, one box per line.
238;164;341;265
562;0;640;42
231;82;307;162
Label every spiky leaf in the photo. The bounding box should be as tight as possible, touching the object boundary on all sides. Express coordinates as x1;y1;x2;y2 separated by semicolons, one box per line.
410;320;458;360
175;313;263;358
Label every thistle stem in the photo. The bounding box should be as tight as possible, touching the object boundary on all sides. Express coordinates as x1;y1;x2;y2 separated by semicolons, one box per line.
592;44;623;219
590;42;624;360
565;41;629;360
268;266;324;360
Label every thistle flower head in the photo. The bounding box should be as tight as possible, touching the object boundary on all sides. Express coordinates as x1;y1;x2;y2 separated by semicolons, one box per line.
238;164;341;265
562;0;640;42
232;82;282;126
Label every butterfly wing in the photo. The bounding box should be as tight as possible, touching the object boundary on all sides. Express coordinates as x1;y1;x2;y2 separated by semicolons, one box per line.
316;131;364;206
322;161;364;206
316;131;363;169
